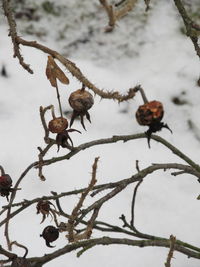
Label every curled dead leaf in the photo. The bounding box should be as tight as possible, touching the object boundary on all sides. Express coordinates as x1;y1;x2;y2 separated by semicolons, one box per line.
46;55;69;87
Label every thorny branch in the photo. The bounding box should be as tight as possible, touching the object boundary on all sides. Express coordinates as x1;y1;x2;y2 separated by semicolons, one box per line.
173;0;200;58
2;0;139;102
1;0;200;266
2;0;33;73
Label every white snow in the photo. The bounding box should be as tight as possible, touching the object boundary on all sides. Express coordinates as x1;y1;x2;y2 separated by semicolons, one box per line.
0;0;200;266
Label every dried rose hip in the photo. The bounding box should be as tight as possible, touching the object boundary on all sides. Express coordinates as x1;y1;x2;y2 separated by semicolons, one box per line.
40;225;59;248
0;174;13;200
136;100;172;147
136;101;164;126
48;117;68;133
69;88;94;130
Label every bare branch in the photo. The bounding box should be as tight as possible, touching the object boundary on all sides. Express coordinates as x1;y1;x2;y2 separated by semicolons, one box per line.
165;235;176;267
28;236;200;266
173;0;200;58
130;179;143;227
37;133;200;174
67;157;99;242
0;245;16;262
10;241;28;258
11;36;139;102
2;0;33;73
100;0;138;31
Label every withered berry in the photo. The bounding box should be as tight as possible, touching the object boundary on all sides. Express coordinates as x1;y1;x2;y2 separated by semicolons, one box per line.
136;101;164;126
0;174;13;200
48;117;68;133
136;100;172;147
40;225;59;248
69;88;94;130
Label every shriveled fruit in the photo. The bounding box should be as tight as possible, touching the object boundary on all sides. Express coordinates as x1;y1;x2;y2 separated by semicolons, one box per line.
48;117;68;133
40;225;59;247
69;88;94;129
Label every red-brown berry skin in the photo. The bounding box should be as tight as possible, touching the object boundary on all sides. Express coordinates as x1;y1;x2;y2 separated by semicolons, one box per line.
48;117;68;133
136;101;164;126
0;174;13;199
0;174;12;189
69;89;94;113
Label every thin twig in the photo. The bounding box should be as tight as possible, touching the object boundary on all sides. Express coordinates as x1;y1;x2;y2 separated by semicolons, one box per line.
37;143;54;181
37;133;200;174
130;179;143;227
55;85;63;118
165;235;176;267
1;163;199;230
67;157;99;242
0;165;5;175
4;162;37;250
10;241;28;258
100;0;138;32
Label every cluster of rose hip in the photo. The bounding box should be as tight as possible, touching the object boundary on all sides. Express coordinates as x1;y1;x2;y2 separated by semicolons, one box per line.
0;87;171;247
48;86;94;151
41;92;172;247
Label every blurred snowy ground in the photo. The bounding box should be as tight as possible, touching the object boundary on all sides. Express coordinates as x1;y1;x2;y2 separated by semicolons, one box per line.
0;0;200;266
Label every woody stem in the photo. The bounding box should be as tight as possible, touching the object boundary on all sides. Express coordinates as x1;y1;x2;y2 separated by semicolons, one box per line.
139;87;148;104
55;85;63;118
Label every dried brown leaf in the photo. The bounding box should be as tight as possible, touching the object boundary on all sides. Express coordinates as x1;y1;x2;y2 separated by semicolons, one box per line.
46;55;69;88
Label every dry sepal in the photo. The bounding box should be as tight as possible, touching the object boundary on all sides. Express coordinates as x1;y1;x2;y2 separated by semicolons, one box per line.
36;200;59;224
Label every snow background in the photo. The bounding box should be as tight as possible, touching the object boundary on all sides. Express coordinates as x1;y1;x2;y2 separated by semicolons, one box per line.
0;0;200;266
